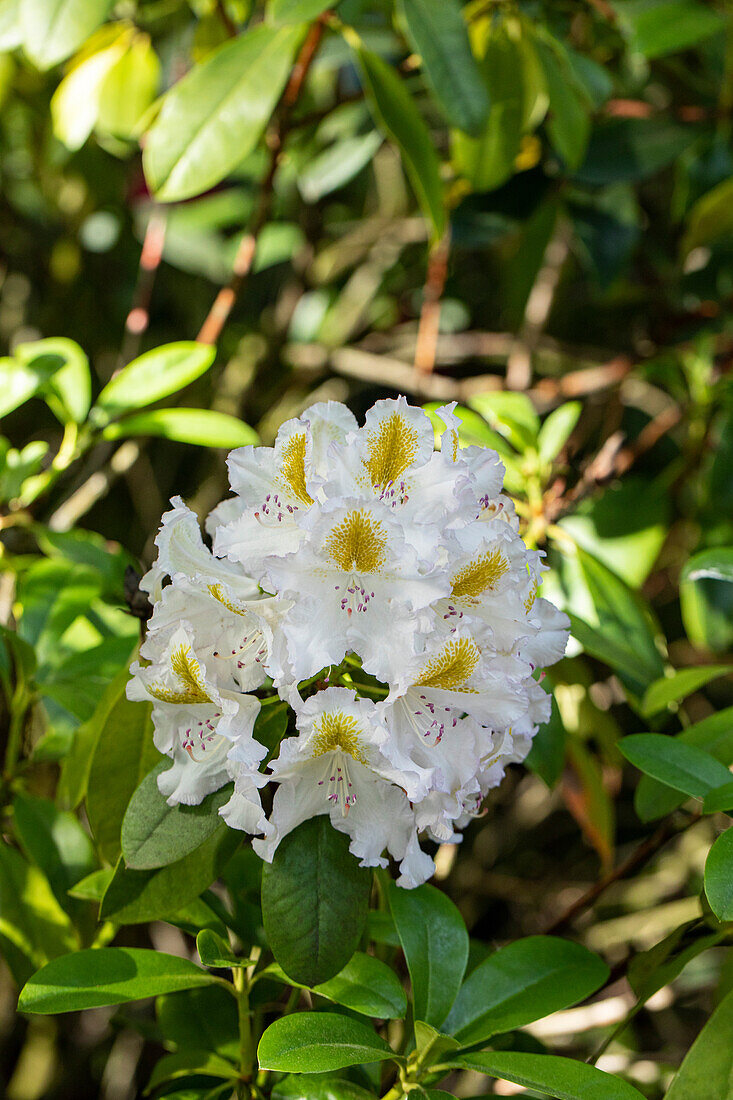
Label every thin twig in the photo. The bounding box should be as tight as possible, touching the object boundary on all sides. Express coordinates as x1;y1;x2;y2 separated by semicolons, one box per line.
542;815;698;936
414;230;450;374
120;208;167;365
196;17;328;347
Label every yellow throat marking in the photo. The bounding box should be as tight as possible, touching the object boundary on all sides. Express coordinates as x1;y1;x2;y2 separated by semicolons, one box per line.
208;583;250;615
148;644;212;705
415;637;481;692
364;412;419;488
524;580;538;613
324;509;387;573
451;548;509;601
279;432;314;506
311;711;368;764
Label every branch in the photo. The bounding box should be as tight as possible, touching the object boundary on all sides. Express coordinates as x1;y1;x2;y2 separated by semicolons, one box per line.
541;813;700;937
414;230;450;374
120;208;167;365
196;17;328;346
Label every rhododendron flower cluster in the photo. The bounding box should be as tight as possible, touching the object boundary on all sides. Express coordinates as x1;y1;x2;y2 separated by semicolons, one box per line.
129;398;569;888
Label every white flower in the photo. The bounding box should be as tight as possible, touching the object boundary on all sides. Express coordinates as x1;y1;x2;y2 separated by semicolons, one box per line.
262;499;449;681
133;396;570;888
213;402;357;577
253;687;434;887
128;624;264;806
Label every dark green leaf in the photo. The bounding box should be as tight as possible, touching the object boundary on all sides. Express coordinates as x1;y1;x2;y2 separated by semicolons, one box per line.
272;1077;377;1100
257;1012;394;1073
619;734;733;799
705;829;733;921
635;707;733;822
94;342;216;419
682;178;733;256
575;119;695;186
121;761;233;870
156;984;239;1058
18;948;215;1014
443;936;608;1044
615;0;724;60
86;692;160;863
388;882;468;1028
397;0;489;135
447;1052;646;1099
664;985;733;1099
298;132;382;203
536;39;589;170
102;408;258;448
526;692;566;789
99;825;241;924
267;951;407;1019
261;816;372;986
703;782;733;815
355;44;446;239
144;25;304;201
197;929;248;969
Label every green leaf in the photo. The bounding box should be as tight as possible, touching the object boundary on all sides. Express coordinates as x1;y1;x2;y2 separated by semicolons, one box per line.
635;707;733;822
122;762;233;870
94;342;216;419
536;38;589;171
704;829;733;921
99;825;241;924
388;882;468;1028
50;33;127;150
298;132;382;203
443;936;608;1045
397;0;489;136
447;1052;646;1100
197;929;247;969
682;178;733;256
14;338;91;423
703;782;733;815
664;985;733;1099
261;816;372;986
538;402;582;465
58;661;135;810
467;391;540;451
18;948;215;1014
143;24;304;202
570;547;664;698
156;984;239;1058
0;356;54;418
559;478;670;588
97;33;160;141
257;1012;394;1073
614;0;724;60
272;1077;377;1100
681;548;733;653
525;692;566;789
619;734;733;799
146;1050;238;1091
86;693;159;863
355;44;446;240
67;867;113;901
451;20;524;193
641;666;730;718
268;0;338;23
20;0;114;69
267;951;407;1019
13;792;95;912
575;118;695;186
102;408;258;449
0;843;77;968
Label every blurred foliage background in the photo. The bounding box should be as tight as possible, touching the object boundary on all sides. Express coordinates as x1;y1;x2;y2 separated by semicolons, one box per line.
2;0;733;1096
